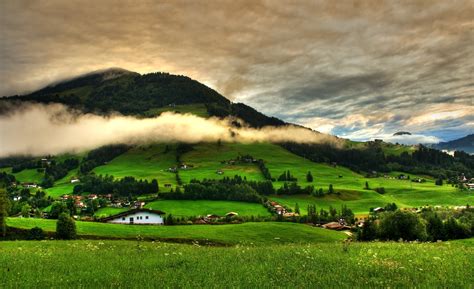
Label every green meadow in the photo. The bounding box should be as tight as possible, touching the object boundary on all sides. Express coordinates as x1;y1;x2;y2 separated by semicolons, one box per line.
0;167;45;184
93;144;178;190
144;199;271;217
6;142;472;215
7;218;344;245
1;239;472;288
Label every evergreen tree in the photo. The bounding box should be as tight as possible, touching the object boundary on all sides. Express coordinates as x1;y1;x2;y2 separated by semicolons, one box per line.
0;189;10;237
306;171;313;182
328;184;334;194
56;213;77;240
365;181;370;190
295;203;300;215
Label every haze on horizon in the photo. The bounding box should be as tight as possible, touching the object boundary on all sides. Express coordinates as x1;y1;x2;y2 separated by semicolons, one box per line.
0;0;472;143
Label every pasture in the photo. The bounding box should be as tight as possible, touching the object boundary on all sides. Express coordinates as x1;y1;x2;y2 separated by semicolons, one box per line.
1;239;472;288
92;144;178;190
7;218;345;245
144;199;271;217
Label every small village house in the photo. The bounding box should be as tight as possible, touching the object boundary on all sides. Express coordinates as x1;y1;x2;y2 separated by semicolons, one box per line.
101;208;166;225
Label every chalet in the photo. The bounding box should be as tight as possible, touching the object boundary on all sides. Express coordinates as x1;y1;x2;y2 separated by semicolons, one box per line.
283;212;299;218
133;201;146;209
74;201;85;208
273;205;286;215
88;194;98;200
225;212;239;217
373;207;385;213
22;182;37;188
70;178;80;183
61;194;71;200
101;208;166;225
164;183;172;188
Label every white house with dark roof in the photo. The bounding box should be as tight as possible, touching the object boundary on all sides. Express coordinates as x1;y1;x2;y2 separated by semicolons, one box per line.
101;208;166;225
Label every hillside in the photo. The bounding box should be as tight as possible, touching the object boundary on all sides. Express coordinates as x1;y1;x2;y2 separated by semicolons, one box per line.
1;68;285;128
435;134;474;154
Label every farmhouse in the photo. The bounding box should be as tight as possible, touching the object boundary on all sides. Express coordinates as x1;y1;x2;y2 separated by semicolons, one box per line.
101;208;166;225
21;182;37;188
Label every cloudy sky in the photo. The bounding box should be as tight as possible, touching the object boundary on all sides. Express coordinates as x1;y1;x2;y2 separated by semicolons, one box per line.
1;0;472;143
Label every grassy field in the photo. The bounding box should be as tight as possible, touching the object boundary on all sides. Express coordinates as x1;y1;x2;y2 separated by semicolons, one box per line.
0;167;45;184
0;239;472;288
93;144;178;190
179;143;266;183
93;207;128;218
7;218;345;245
17;141;472;212
144;200;271;217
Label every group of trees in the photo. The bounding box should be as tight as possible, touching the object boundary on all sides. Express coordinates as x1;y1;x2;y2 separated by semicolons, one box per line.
79;144;130;174
162;179;263;203
282;142;474;181
358;208;473;242
73;175;158;196
305;204;355;224
42;158;79;188
277;170;297;182
276;182;315;195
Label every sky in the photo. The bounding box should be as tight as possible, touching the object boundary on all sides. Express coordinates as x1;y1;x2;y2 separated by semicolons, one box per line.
1;0;473;143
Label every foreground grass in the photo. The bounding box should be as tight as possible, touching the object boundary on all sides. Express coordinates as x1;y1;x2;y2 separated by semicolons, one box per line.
0;240;472;288
7;218;345;245
144;199;271;217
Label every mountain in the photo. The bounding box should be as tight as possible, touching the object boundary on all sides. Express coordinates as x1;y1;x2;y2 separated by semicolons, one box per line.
1;69;284;128
434;134;474;154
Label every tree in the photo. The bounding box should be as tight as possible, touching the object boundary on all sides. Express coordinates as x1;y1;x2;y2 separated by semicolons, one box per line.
50;202;69;219
21;204;31;218
379;211;427;241
56;213;76;239
328;184;334;194
0;189;10;237
306;171;313;182
295;203;300;215
357;218;377;241
28;227;45;240
435;178;443;186
365;181;370;190
426;213;445;241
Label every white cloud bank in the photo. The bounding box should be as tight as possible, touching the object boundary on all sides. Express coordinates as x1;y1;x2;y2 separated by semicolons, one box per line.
0;103;341;157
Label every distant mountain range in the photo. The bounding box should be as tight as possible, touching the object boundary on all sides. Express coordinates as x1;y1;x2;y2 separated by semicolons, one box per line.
434;134;474;154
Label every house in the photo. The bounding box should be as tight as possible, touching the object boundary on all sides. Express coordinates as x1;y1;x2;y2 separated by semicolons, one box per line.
88;194;98;200
22;182;37;188
133;201;146;209
164;183;172;188
373;207;385;213
74;201;85;208
216;170;224;175
100;208;166;225
467;183;474;190
225;212;239;217
283;212;299;218
322;222;350;231
61;194;71;200
70;178;80;183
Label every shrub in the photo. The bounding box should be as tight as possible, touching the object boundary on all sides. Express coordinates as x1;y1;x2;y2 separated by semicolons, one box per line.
375;187;386;194
56;213;77;240
28;227;45;240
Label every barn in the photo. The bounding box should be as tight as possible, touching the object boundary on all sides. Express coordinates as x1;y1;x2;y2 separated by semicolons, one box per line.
101;208;166;225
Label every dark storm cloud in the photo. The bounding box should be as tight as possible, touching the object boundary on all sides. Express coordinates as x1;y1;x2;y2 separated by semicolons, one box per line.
0;0;472;141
